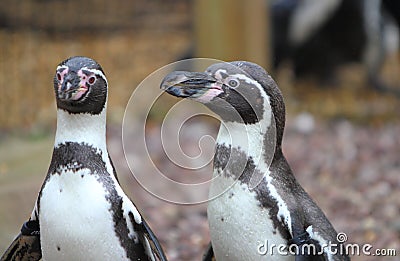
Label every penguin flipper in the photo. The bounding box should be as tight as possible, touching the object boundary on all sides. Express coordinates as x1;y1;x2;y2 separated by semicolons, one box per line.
1;221;41;261
141;219;168;261
202;242;215;261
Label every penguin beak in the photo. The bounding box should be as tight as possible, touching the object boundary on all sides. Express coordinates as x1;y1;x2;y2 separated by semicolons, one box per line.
58;73;88;101
160;71;223;102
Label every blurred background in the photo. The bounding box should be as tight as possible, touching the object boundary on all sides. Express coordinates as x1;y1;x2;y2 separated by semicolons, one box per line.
0;0;399;260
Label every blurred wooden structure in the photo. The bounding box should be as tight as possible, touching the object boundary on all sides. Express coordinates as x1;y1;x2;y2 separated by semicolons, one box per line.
193;0;270;69
0;0;191;130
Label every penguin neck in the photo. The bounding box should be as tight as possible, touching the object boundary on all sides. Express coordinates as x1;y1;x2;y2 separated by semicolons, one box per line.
215;114;277;173
54;106;107;152
52;105;116;178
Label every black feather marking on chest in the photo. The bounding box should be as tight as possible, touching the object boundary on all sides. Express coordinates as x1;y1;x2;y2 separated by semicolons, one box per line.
38;142;150;260
47;142;104;175
214;144;291;241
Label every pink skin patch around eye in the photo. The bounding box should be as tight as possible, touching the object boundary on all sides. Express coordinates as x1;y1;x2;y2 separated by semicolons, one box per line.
194;84;223;103
57;68;69;91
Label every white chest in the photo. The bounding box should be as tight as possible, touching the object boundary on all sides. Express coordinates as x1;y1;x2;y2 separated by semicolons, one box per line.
208;175;294;261
39;168;129;261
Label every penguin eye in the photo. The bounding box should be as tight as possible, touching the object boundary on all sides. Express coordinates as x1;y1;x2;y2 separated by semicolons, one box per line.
88;76;96;85
56;72;62;82
227;78;240;88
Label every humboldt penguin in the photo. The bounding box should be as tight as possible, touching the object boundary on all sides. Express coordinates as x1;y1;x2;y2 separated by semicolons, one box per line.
1;56;167;261
161;61;349;261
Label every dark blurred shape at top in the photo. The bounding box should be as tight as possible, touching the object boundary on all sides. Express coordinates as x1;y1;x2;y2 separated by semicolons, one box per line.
272;0;400;92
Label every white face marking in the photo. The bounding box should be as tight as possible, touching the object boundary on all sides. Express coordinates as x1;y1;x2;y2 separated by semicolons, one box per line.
231;73;262;86
55;66;108;102
81;67;108;86
56;66;107;85
56;65;69;72
55;66;69;91
214;69;227;80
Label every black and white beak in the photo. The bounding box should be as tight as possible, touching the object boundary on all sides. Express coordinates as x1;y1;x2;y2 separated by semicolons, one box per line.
160;71;222;102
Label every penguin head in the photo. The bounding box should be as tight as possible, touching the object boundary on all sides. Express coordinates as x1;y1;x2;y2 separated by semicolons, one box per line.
54;56;108;115
161;61;286;145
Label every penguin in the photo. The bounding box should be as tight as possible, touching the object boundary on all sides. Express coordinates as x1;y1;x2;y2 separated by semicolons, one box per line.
1;56;167;261
161;61;350;261
272;0;399;93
